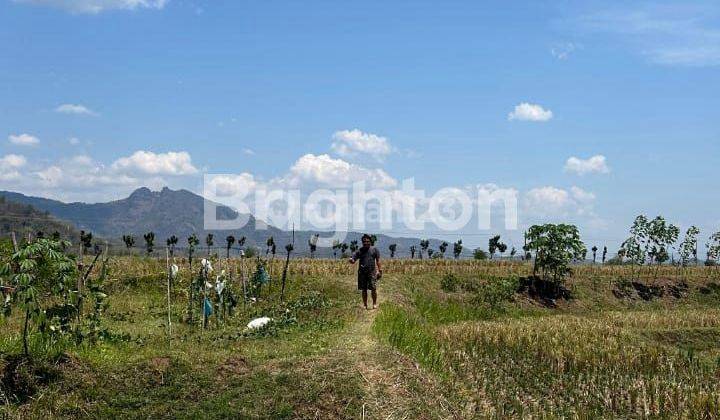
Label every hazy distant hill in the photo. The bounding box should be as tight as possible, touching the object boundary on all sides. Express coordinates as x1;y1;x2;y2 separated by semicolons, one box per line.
0;195;81;243
0;188;451;257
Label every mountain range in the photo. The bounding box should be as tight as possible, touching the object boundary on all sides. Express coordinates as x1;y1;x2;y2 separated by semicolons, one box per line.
0;187;453;257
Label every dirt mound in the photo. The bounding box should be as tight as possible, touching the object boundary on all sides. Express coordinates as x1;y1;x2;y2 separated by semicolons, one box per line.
516;276;572;308
0;355;59;404
613;279;689;301
217;356;251;376
698;282;720;295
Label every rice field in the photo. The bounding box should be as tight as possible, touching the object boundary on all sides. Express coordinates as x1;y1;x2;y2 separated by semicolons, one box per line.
2;257;720;418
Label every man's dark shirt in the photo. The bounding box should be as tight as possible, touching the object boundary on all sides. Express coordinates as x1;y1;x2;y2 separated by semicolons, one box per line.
353;246;379;275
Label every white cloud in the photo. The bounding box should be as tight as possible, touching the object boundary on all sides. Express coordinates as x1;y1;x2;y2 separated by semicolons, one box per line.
331;129;392;160
564;155;610;175
55;103;98;116
551;42;581;59
578;4;720;67
0;154;27;168
508;103;553;122
285;153;397;189
8;133;40;146
14;0;168;14
524;185;597;219
111;150;198;176
69;137;81;145
570;186;596;204
0;154;27;181
242;148;256;156
207;173;259;197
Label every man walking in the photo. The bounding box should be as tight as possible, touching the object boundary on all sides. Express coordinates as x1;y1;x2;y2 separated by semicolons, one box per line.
349;234;382;310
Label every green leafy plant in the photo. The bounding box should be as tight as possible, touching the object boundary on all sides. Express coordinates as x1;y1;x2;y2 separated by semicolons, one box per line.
453;239;463;259
388;243;397;259
473;248;488;260
122;234;135;250
143;231;155;255
0;238;107;357
166;235;178;257
527;224;586;285
225;235;235;259
439;241;448;258
679;226;700;267
440;273;459;292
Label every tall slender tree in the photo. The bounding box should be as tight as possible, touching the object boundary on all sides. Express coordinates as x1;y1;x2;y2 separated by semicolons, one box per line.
122;234;135;250
166;235;178;257
388;243;397;259
453;239;463;259
439;241;449;258
143;232;155;255
225;235;236;259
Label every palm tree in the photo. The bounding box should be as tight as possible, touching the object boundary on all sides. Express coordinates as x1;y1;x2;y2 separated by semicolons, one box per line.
225;235;236;259
388;243;397;259
420;239;430;259
205;233;214;255
308;234;319;258
489;235;501;259
266;236;275;257
602;246;607;264
122;234;135;250
453;240;463;259
143;232;155;255
439;241;448;258
166;235;178;257
187;234;200;268
238;236;246;256
498;242;507;259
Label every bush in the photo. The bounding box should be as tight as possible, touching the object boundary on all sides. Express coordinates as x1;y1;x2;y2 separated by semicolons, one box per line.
473;275;519;309
440;273;459;292
473;249;488;260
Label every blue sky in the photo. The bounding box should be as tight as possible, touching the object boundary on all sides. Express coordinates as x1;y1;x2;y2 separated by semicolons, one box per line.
0;0;718;251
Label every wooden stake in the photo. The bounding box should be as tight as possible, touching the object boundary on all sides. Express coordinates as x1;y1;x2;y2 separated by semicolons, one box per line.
10;231;18;252
165;247;172;336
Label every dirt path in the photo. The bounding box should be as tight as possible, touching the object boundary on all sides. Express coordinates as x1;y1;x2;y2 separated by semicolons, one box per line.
328;287;458;419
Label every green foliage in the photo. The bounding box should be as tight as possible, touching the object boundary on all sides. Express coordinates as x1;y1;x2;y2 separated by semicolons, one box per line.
647;216;679;265
0;237;109;356
439;241;448;257
143;232;155;255
707;231;720;264
527;223;586;284
473;248;488;260
453;239;463;259
488;235;506;259
473;275;519;309
243;246;258;259
440;273;458;292
388;243;397;258
679;226;701;267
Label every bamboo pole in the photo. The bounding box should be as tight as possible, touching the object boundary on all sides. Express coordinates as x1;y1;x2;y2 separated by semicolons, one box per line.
165;247;172;336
